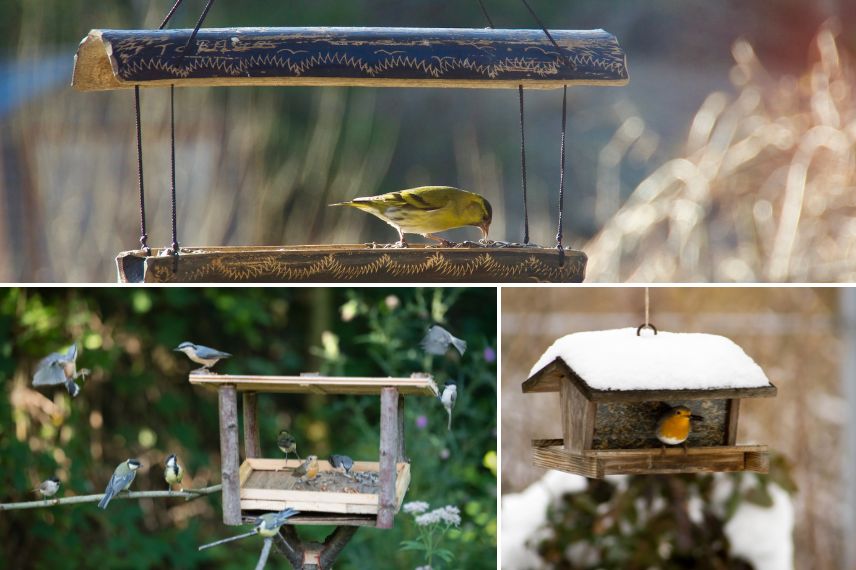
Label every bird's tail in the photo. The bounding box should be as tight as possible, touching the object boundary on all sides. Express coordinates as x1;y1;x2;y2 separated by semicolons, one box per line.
447;410;452;431
451;337;467;356
65;380;80;398
97;491;112;509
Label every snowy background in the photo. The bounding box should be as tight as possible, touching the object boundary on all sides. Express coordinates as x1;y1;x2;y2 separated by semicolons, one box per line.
501;287;853;570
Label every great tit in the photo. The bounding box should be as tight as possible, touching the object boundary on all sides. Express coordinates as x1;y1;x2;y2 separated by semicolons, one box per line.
164;454;184;490
255;508;299;537
98;458;141;509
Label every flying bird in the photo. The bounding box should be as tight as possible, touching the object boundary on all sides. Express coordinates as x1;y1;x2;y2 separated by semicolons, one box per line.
33;344;90;398
330;186;492;247
98;459;141;509
255;508;299;537
173;342;231;372
656;405;704;455
421;325;467;356
439;382;457;431
164;454;184;490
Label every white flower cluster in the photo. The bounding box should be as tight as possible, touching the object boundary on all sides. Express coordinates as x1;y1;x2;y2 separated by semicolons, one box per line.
415;566;433;570
414;505;461;527
403;501;430;514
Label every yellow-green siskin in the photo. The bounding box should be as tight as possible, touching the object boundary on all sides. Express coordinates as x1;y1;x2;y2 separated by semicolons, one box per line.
330;186;492;246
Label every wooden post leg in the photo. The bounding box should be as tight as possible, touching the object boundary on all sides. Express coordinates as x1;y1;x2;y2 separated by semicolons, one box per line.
218;384;241;525
377;387;399;529
243;391;261;458
396;396;406;462
275;525;359;570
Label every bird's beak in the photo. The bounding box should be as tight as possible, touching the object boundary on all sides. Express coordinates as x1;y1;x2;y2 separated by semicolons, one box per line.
479;223;489;240
173;347;182;352
691;415;704;421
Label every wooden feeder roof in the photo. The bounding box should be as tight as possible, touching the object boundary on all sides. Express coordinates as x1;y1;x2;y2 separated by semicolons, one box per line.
189;372;438;397
522;328;776;402
72;27;628;92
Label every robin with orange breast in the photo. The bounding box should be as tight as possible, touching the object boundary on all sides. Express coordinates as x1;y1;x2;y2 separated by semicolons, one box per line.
288;455;319;489
656;405;704;455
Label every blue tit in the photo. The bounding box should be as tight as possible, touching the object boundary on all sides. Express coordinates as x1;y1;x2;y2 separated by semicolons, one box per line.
276;429;300;471
328;454;354;477
33;344;90;398
35;477;61;499
173;342;231;372
164;454;184;490
255;508;299;537
421;325;466;356
439;382;457;431
98;458;141;509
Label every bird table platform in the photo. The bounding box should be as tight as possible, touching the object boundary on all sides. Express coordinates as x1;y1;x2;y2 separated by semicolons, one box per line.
115;245;586;283
189;372;437;528
521;328;777;478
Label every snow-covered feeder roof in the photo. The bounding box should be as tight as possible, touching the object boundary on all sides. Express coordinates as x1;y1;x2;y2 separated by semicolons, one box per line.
523;328;776;402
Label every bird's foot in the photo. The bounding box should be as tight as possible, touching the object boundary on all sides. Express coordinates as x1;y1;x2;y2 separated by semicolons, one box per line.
391;240;408;248
427;239;458;248
682;442;689;456
190;367;210;375
660;445;666;456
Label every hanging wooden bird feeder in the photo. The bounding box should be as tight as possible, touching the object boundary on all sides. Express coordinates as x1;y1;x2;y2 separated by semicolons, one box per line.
189;371;437;528
522;327;777;478
71;17;629;283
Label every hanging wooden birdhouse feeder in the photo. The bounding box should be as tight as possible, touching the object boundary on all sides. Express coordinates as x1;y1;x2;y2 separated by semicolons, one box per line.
71;13;629;283
522;327;776;478
189;371;437;528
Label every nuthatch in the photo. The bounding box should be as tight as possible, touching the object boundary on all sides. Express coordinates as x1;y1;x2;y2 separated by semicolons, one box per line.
33;344;90;398
164;454;184;490
656;405;704;455
255;508;299;537
439;382;457;431
289;455;318;488
421;325;467;356
35;477;61;499
328;454;354;477
173;342;231;372
98;458;141;509
276;429;300;471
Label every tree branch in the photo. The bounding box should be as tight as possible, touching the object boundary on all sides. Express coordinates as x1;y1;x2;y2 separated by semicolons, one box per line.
319;526;358;569
199;529;258;551
255;537;274;570
275;526;305;569
0;484;222;511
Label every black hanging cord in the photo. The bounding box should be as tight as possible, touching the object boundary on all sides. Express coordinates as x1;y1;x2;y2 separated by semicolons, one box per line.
159;0;184;29
518;85;529;244
519;0;575;69
476;0;495;28
556;85;567;265
158;0;215;52
169;85;179;266
133;86;151;255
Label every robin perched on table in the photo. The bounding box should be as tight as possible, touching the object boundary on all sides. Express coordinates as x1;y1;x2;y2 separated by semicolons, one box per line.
288;455;318;489
656;405;704;455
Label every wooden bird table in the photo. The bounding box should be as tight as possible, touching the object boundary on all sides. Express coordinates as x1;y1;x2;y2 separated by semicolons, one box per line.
190;372;437;569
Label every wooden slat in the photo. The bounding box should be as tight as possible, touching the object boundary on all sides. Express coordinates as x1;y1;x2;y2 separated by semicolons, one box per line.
189;373;438;397
73;27;628;92
523;357;778;401
242;392;261;459
394;464;411;512
115;245;587;284
559;378;595;452
240;498;378;515
530;442;769;478
218;384;242;525
246;458;380;472
241;488;379;506
241;509;379;527
377;387;399;529
725;398;741;446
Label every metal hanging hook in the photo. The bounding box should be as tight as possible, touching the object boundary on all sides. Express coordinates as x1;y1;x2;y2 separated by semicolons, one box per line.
636;287;657;335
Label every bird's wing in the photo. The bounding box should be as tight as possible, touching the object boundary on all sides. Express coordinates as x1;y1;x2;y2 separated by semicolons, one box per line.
354;189;445;212
273;508;299;525
449;390;457;405
292;462;308;477
450;336;467;356
195;346;231;359
33;361;67;386
108;471;135;493
65;344;78;362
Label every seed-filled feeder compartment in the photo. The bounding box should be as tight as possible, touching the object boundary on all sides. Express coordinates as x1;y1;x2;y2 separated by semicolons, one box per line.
522;328;777;478
189;372;436;528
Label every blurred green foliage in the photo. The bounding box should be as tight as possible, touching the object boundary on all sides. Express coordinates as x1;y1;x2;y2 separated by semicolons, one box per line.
0;287;496;569
534;454;796;569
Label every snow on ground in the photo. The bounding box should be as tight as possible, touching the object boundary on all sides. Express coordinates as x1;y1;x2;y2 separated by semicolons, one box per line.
529;328;771;391
501;471;793;570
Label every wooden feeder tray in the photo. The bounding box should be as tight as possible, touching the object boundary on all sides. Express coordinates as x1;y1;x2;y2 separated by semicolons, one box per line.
239;458;410;527
116;245;587;283
532;438;768;479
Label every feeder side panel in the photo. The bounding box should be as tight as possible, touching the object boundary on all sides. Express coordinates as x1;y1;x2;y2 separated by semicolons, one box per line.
592;399;727;449
559;378;596;452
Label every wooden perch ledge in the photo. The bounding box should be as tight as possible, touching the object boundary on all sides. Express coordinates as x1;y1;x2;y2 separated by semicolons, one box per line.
72;27;628;91
189;373;439;397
